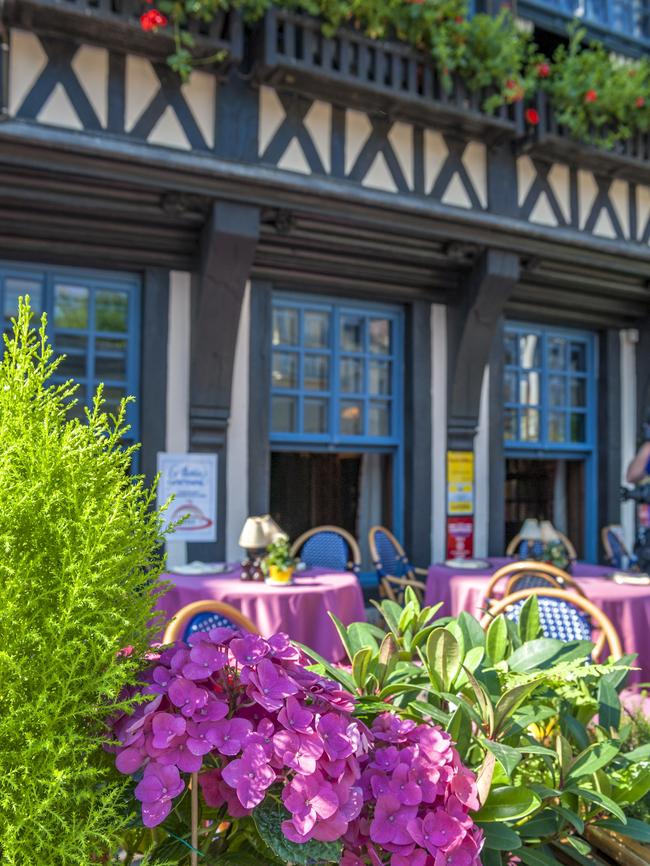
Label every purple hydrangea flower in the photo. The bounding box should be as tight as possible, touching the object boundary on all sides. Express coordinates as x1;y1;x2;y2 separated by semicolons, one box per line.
247;658;299;711
168;676;208;717
370;794;417;846
151;712;186;749
210;718;253;756
318;713;355;761
221;743;276;809
134;762;185;828
230;634;271;666
182;640;228;680
278;695;314;733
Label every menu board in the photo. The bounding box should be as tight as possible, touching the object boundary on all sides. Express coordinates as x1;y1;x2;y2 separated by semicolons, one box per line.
157;452;218;542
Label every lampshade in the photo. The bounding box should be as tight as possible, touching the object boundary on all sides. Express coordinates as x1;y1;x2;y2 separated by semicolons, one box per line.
519;518;542;541
259;514;287;543
540;520;560;543
238;516;269;550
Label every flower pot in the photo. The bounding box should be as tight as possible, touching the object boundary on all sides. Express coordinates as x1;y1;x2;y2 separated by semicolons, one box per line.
268;565;295;584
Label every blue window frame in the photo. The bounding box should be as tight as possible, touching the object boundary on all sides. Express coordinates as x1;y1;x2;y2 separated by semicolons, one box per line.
504;324;595;452
0;262;141;443
270;297;403;448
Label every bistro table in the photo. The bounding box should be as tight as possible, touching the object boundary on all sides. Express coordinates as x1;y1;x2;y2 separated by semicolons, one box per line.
156;565;365;662
426;557;650;683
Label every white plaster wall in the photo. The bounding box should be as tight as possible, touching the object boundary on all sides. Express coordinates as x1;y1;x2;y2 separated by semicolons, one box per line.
620;329;638;549
474;367;489;557
431;304;447;562
225;283;251;562
165;270;191;567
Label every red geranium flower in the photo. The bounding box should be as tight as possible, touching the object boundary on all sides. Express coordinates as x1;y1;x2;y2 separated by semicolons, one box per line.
140;8;167;31
636;96;645;108
537;62;550;78
506;79;516;90
585;89;598;103
525;108;540;126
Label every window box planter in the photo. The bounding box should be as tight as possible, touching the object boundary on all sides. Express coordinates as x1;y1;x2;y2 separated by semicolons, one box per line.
2;0;243;70
253;7;518;140
516;90;650;183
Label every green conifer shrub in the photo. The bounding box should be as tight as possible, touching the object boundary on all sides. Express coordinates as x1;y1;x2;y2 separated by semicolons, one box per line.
0;299;167;865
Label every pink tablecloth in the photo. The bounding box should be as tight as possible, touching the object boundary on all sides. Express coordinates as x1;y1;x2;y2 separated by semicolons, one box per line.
426;557;650;683
156;566;365;662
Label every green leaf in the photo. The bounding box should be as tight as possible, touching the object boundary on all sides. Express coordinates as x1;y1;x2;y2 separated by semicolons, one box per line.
483;740;522;777
556;734;573;783
518;811;559;838
327;612;356;663
445;620;466;660
595;817;650;843
486;615;509;664
295;642;357;693
597;677;621;731
477;821;522;851
567;741;620;782
494;678;544;736
253;799;342;866
565;837;591;856
519;594;542;643
463;665;495;734
457;610;486;649
447;706;471;757
566;786;627;822
398;600;417;634
475;786;541;822
508;639;594;672
517;847;564;866
373;599;403;637
553;805;584;834
347;621;381;654
426;628;461;692
622;742;650;762
351;647;372;689
408;699;452;726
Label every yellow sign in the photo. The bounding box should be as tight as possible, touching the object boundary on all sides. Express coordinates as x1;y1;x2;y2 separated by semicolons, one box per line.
447;451;474;515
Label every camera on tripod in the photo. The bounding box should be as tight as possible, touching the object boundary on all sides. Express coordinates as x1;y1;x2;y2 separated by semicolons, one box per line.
621;483;650;504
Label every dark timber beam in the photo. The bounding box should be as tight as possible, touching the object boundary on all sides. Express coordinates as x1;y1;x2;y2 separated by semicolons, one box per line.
188;200;260;560
447;249;520;450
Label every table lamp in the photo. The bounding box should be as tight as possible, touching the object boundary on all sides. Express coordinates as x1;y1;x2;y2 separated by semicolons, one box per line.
259;514;287;543
539;520;560;543
519;518;542;541
238;517;268;582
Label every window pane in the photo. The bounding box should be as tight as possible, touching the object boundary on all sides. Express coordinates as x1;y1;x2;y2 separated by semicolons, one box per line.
340;400;363;435
549;375;566;408
570;342;587;372
304;311;329;349
570;377;586;407
54;284;89;329
569;412;586;442
304;398;328;433
369;360;391;395
96;337;127;353
369;319;391;354
504;333;518;366
59;352;87;379
57;333;88;353
340;315;363;352
504;408;517;441
520;408;539;441
272;352;298;389
548;337;566;370
4;277;43;326
340;357;363;393
303;355;329;391
272;395;297;432
519;371;540;406
504;370;517;403
272;308;298;346
103;385;125;416
369;401;390;436
519;334;540;369
66;385;87;421
96;290;128;332
549;411;566;443
95;352;127;383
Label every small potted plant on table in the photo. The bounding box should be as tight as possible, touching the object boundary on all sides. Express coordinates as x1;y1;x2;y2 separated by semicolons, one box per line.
265;536;297;585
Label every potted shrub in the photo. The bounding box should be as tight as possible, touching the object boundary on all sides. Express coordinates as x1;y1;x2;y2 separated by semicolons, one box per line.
265;536;297;585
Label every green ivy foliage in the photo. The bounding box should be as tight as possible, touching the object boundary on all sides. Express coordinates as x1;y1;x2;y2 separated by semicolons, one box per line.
0;299;168;866
156;0;650;150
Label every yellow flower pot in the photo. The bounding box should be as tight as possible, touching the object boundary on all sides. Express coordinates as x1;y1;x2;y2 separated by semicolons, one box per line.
268;564;295;584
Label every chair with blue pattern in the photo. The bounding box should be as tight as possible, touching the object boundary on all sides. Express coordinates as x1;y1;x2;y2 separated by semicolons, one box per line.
506;531;577;564
368;525;427;603
162;600;259;644
602;524;637;570
481;586;622;662
291;525;362;576
484;560;586;607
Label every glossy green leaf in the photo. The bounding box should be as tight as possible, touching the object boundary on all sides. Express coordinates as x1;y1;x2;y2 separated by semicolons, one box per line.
351;647;372;689
486;615;509;664
445;620;466;661
595;817;650;843
447;705;471;757
475;786;541;822
566;786;627;822
597;677;621;731
553;805;584;834
457;610;486;649
518;594;542;643
518;811;559;838
408;700;451;726
463;665;495;734
371;598;403;637
253;799;342;865
556;734;573;783
566;741;620;782
517;846;564;866
477;822;522;851
483;740;522;777
494;678;544;736
426;628;461;692
398;600;417;634
508;638;594;672
622;742;650;762
295;642;357;692
565;837;591;856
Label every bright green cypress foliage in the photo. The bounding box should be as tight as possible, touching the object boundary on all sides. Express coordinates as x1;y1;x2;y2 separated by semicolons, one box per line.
0;299;167;865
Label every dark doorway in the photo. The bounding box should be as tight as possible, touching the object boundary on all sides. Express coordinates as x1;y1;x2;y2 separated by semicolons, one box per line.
269;451;393;565
505;458;585;557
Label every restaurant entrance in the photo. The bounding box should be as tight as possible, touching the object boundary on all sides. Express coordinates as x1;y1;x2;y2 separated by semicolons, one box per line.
505;457;586;558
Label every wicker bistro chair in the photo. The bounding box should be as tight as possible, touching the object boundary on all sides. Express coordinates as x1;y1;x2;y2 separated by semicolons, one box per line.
163;600;259;644
602;524;637;570
380;574;427;606
480;587;622;662
506;531;578;563
484;560;587;606
290;525;362;575
369;525;429;602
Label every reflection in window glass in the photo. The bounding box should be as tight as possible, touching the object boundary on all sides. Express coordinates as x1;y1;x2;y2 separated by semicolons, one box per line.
303;355;329;391
369;319;391;354
369;402;390;436
304;312;329;349
570;413;586;442
504;334;518;366
518;371;540;406
304;398;328;434
55;284;89;329
95;353;127;382
340;401;363;435
272;308;298;346
340;358;363;393
96;291;128;333
103;385;125;416
549;412;566;443
4;277;43;325
570;378;586;407
369;360;391;395
570;342;587;372
504;408;517;441
340;316;363;352
272;352;298;389
549;376;565;408
548;337;566;370
519;334;539;369
272;395;297;433
59;352;87;380
520;408;539;442
504;371;516;403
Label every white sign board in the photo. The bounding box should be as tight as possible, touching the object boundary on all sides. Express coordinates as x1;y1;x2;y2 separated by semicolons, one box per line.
157;452;218;542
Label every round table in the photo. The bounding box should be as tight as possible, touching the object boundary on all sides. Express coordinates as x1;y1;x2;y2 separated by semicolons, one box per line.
426;557;650;683
156;565;365;662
